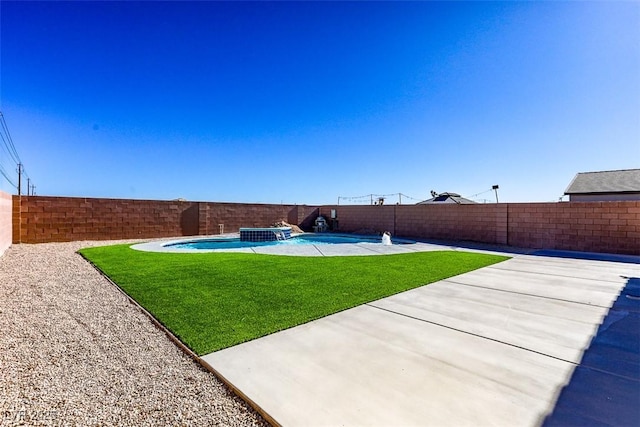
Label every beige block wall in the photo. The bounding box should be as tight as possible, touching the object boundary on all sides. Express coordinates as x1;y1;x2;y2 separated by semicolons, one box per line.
0;191;12;256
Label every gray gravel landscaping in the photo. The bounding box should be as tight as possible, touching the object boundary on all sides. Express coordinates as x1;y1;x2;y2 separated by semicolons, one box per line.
0;241;267;427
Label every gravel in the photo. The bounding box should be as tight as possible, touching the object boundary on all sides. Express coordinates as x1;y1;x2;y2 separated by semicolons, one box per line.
0;241;268;427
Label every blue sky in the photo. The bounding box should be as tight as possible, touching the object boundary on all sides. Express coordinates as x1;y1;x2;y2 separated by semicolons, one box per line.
1;1;638;204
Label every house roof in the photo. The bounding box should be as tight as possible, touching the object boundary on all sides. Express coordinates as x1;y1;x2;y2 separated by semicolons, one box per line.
564;169;640;195
417;192;477;205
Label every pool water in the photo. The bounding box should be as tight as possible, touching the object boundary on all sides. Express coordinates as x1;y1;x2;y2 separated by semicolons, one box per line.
165;234;414;250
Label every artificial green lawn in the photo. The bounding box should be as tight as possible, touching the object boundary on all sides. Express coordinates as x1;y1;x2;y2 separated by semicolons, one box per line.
79;245;508;355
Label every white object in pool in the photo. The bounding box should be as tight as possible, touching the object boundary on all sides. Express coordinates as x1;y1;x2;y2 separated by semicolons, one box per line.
382;232;392;245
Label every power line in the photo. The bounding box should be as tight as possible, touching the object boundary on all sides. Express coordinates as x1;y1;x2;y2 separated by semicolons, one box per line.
0;164;17;189
0;130;17;165
462;185;500;203
399;193;422;201
0;111;34;194
0;112;21;164
337;188;503;205
465;188;494;199
337;192;423;205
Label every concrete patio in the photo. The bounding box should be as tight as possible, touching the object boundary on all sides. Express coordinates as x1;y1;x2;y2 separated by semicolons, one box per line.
202;251;640;426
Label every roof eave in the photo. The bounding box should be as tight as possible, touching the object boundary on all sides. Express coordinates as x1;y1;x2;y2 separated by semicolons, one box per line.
564;190;640;195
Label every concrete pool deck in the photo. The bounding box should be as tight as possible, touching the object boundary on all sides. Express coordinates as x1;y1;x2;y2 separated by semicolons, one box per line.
198;244;640;426
132;233;466;256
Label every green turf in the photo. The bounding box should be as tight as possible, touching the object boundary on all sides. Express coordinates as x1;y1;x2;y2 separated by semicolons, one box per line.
79;245;508;355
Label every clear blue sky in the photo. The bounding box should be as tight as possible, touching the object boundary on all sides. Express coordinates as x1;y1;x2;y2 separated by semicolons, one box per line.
1;1;638;204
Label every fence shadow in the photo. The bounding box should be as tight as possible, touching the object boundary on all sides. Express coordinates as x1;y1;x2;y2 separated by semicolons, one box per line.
180;203;199;236
542;277;640;426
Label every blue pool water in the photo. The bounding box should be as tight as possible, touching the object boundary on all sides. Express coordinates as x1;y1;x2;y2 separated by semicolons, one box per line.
165;234;414;250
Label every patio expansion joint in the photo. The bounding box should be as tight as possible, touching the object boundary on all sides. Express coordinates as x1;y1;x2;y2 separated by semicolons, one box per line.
442;279;616;310
364;302;579;367
403;245;430;252
312;244;326;256
490;264;630;284
354;243;388;254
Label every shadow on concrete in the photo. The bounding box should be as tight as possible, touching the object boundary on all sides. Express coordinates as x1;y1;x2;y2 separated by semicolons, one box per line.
531;249;640;265
397;236;640;264
543;277;640;426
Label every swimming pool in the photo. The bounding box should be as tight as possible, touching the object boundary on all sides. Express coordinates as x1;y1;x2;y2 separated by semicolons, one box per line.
165;234;415;250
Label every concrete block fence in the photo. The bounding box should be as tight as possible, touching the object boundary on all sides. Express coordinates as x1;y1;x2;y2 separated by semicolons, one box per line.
319;201;639;255
11;196;319;244
506;202;639;255
10;195;640;255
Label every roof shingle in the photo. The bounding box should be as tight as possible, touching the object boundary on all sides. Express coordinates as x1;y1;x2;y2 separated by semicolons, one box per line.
565;169;640;195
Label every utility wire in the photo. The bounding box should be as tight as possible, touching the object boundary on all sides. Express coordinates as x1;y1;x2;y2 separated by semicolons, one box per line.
0;164;17;188
465;188;494;199
0;130;17;164
399;193;422;201
0;111;33;193
337;192;423;205
0;112;21;164
338;188;498;205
